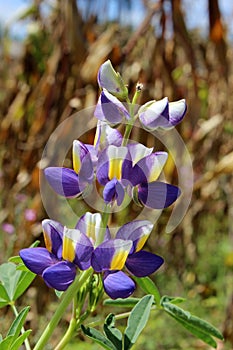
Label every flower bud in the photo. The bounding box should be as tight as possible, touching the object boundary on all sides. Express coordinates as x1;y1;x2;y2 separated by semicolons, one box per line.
97;60;128;100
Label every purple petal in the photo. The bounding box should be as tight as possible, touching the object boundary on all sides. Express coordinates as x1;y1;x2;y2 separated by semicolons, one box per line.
103;271;135;299
168;99;187;126
62;228;94;270
94;90;130;124
126;251;164;277
94;121;123;151
137;181;181;209
44;167;81;198
91;239;132;272
139;98;170;129
116;220;153;253
103;178;125;206
96;149;110;185
132;152;168;185
20;247;58;275
42;219;63;259
42;261;76;291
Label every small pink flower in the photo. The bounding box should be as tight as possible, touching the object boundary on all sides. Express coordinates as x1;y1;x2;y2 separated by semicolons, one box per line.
2;223;15;234
24;209;37;222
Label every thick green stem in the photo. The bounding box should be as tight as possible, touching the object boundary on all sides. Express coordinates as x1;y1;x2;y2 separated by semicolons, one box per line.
11;304;32;350
33;268;93;350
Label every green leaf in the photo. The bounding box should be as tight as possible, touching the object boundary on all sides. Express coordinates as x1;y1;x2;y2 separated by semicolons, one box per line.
10;330;31;350
0;263;21;302
168;313;218;348
124;295;154;350
104;314;122;349
7;306;30;340
104;298;140;308
13;270;36;301
0;335;14;350
161;301;224;347
162;302;223;340
81;325;116;350
8;256;23;264
133;277;161;305
0;283;10;308
55;290;64;299
160;295;186;305
0;334;3;341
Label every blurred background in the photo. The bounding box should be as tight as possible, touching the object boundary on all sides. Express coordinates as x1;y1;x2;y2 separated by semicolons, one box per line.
0;0;233;349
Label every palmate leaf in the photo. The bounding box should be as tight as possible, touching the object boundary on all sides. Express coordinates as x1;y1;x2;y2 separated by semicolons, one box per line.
161;300;224;348
0;263;21;302
0;262;35;306
124;295;154;350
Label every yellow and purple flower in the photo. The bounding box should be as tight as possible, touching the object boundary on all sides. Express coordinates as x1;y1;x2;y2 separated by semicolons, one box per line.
97;143;180;209
44;122;122;199
91;220;164;299
19;218;94;291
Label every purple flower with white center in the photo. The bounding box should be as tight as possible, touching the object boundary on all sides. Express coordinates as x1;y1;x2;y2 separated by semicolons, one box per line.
91;220;164;299
19;219;94;291
96;143;181;209
138;97;187;130
97;60;128;99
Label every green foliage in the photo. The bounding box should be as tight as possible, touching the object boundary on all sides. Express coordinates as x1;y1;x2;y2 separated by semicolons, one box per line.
82;295;154;350
133;276;161;306
123;295;154;350
0;262;36;307
0;306;31;350
104;298;140;308
160;296;224;348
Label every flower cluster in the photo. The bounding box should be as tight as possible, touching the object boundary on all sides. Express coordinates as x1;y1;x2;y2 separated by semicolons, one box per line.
20;60;187;299
44;123;180;209
20;213;163;298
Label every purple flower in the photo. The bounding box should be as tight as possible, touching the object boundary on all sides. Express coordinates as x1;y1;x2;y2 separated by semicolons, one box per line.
45;141;93;198
94;90;130;125
138;97;187;130
44;123;122;199
94;89;186;129
97;60;128;99
91;220;164;299
96;143;180;209
20;219;94;291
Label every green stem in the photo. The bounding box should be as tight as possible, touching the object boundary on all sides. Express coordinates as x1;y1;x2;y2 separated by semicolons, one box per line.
122;87;142;147
33;268;93;350
11;304;32;350
122;123;133;146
